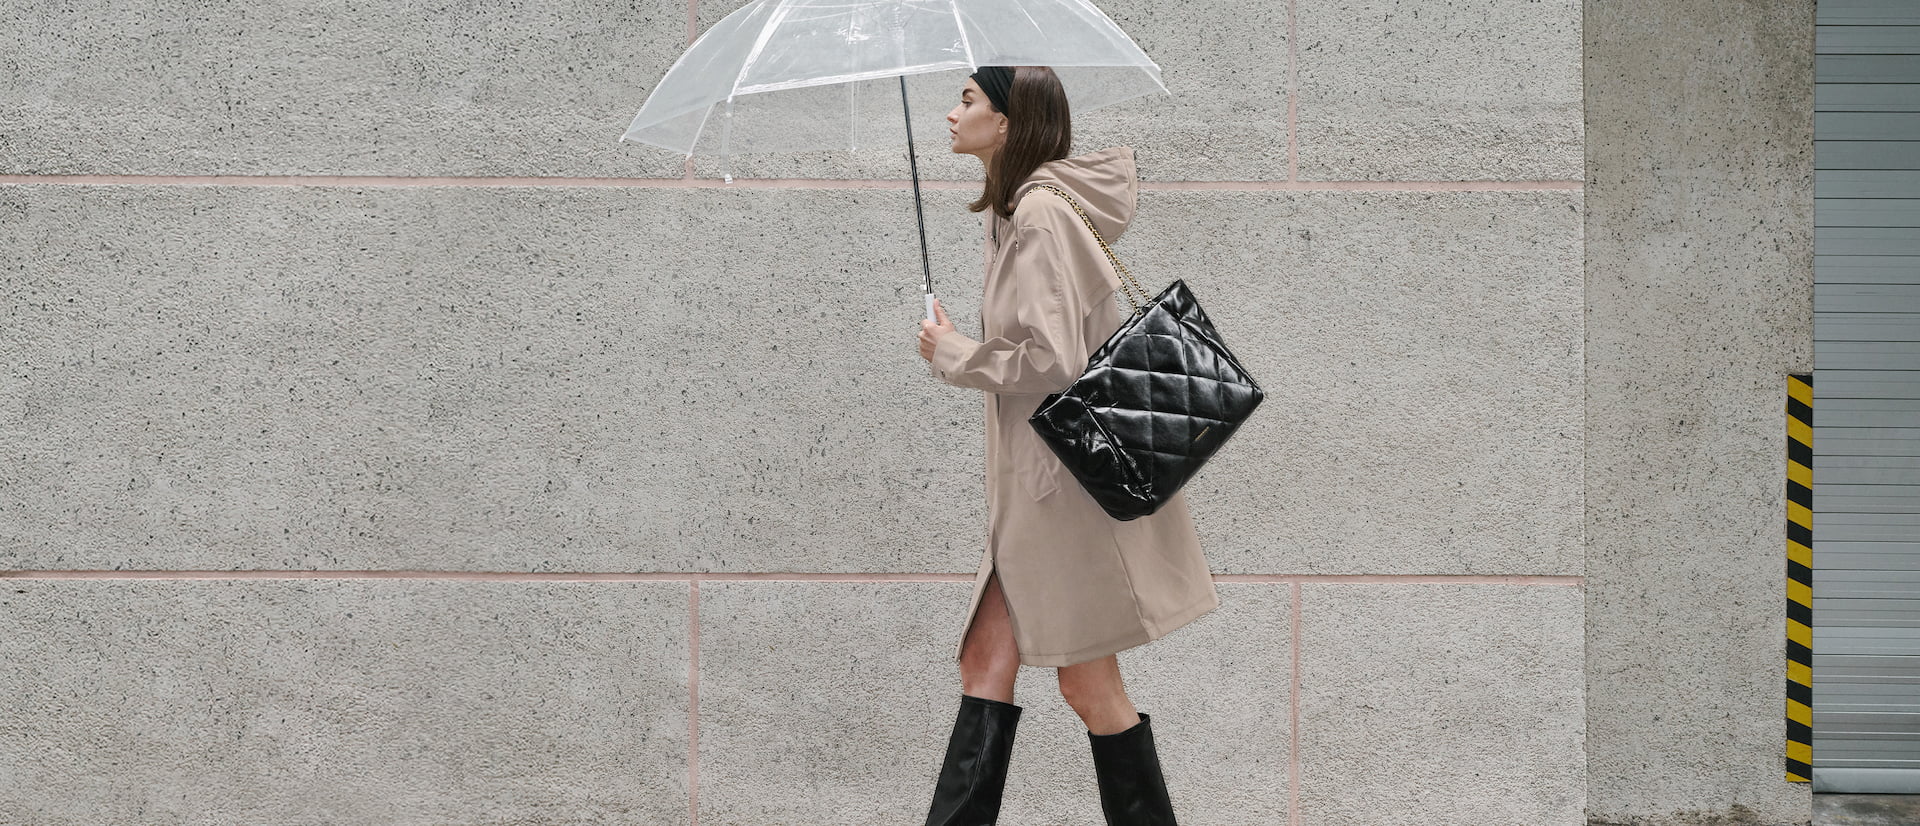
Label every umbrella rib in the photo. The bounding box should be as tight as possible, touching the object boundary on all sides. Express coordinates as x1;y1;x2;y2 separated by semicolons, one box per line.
678;104;716;158
731;0;800;104
949;1;976;68
737;63;975;94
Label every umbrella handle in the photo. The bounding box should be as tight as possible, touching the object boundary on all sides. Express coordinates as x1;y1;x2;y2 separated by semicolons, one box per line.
925;293;938;323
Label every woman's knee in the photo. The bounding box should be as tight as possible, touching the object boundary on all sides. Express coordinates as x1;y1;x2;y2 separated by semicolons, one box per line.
1055;655;1124;710
958;642;1018;702
959;657;1016;697
958;628;1017;678
958;576;1020;693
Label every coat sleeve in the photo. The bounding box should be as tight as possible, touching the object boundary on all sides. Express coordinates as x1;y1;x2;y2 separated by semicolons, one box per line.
929;224;1096;395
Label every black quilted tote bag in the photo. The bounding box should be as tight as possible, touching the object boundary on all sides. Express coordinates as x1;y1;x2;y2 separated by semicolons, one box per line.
1026;185;1265;521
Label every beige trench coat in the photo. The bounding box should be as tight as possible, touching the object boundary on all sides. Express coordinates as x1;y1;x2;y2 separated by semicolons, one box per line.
930;146;1218;668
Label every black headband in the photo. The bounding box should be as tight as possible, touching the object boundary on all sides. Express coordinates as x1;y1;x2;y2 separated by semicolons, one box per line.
970;66;1015;117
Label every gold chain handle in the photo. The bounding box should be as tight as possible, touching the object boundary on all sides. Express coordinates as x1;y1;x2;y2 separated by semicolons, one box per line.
1031;184;1154;312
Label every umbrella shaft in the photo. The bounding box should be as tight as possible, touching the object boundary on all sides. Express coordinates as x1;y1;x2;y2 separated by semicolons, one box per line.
900;76;934;298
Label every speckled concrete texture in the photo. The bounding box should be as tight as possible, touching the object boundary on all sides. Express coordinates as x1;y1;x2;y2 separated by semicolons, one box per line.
1295;0;1582;180
0;0;1839;822
0;0;688;177
689;0;1291;182
1140;190;1585;576
1584;1;1814;824
1298;583;1585;826
693;581;1290;825
1;0;1300;182
0;579;691;825
1;186;1578;576
0;184;986;573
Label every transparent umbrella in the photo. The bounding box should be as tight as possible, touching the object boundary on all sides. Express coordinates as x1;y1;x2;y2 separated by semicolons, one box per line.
619;0;1168;319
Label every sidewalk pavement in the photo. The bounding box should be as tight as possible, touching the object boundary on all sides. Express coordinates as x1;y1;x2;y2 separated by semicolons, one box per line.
1815;794;1920;826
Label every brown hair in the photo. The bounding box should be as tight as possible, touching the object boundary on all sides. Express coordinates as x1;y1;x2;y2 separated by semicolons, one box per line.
968;66;1073;220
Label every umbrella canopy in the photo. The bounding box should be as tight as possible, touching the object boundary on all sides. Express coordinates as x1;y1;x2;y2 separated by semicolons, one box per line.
618;0;1167;318
621;0;1167;162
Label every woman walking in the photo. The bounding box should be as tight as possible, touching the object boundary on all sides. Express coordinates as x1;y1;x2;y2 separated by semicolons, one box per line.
915;65;1219;826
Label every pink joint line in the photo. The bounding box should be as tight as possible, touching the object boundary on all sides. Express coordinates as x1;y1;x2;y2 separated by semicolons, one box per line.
1290;582;1302;826
0;570;979;582
688;580;701;826
0;174;1581;191
1217;574;1584;585
0;570;1585;583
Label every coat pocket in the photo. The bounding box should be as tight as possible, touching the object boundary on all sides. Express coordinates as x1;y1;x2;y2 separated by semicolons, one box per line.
999;392;1068;502
1014;417;1066;502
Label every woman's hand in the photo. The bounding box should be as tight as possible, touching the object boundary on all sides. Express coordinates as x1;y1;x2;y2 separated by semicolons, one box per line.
918;299;956;362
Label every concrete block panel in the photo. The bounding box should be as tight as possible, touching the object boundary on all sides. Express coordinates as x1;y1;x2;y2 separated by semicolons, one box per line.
1;0;688;177
687;0;1290;182
0;184;988;573
1297;583;1584;825
1294;0;1582;180
1129;189;1584;575
0;579;690;825
694;581;1290;825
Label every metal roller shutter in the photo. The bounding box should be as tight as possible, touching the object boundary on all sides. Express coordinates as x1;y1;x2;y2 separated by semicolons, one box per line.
1812;0;1920;795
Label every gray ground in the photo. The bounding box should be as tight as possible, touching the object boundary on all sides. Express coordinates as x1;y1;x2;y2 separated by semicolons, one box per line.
1815;794;1920;826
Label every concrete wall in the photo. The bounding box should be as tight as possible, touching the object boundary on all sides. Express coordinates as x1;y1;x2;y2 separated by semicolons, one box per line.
6;0;1598;823
1585;1;1815;824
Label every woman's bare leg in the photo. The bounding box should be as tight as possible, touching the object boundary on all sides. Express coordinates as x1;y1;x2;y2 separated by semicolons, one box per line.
1056;654;1141;735
957;571;1020;703
1071;655;1177;823
927;575;1023;826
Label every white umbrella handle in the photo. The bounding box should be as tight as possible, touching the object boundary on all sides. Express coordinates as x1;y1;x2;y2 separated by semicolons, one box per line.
925;293;938;323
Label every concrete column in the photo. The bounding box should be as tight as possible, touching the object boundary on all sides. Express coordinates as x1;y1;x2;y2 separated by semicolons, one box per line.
1585;1;1815;823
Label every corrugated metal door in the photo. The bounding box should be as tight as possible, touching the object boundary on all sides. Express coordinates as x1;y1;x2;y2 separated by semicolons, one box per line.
1812;0;1920;795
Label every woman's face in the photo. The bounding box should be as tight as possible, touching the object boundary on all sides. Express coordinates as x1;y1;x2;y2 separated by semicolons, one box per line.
946;78;1007;162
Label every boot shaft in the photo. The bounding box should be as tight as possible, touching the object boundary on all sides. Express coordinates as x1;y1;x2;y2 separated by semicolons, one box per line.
1087;712;1179;826
925;694;1022;826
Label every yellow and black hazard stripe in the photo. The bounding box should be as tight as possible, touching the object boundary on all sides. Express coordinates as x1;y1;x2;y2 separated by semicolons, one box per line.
1786;373;1813;783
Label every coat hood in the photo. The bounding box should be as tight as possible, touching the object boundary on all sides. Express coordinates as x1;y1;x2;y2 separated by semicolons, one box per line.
1011;146;1138;243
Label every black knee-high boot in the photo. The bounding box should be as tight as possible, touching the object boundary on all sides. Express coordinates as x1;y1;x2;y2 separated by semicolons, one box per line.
925;694;1022;826
1087;712;1178;825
